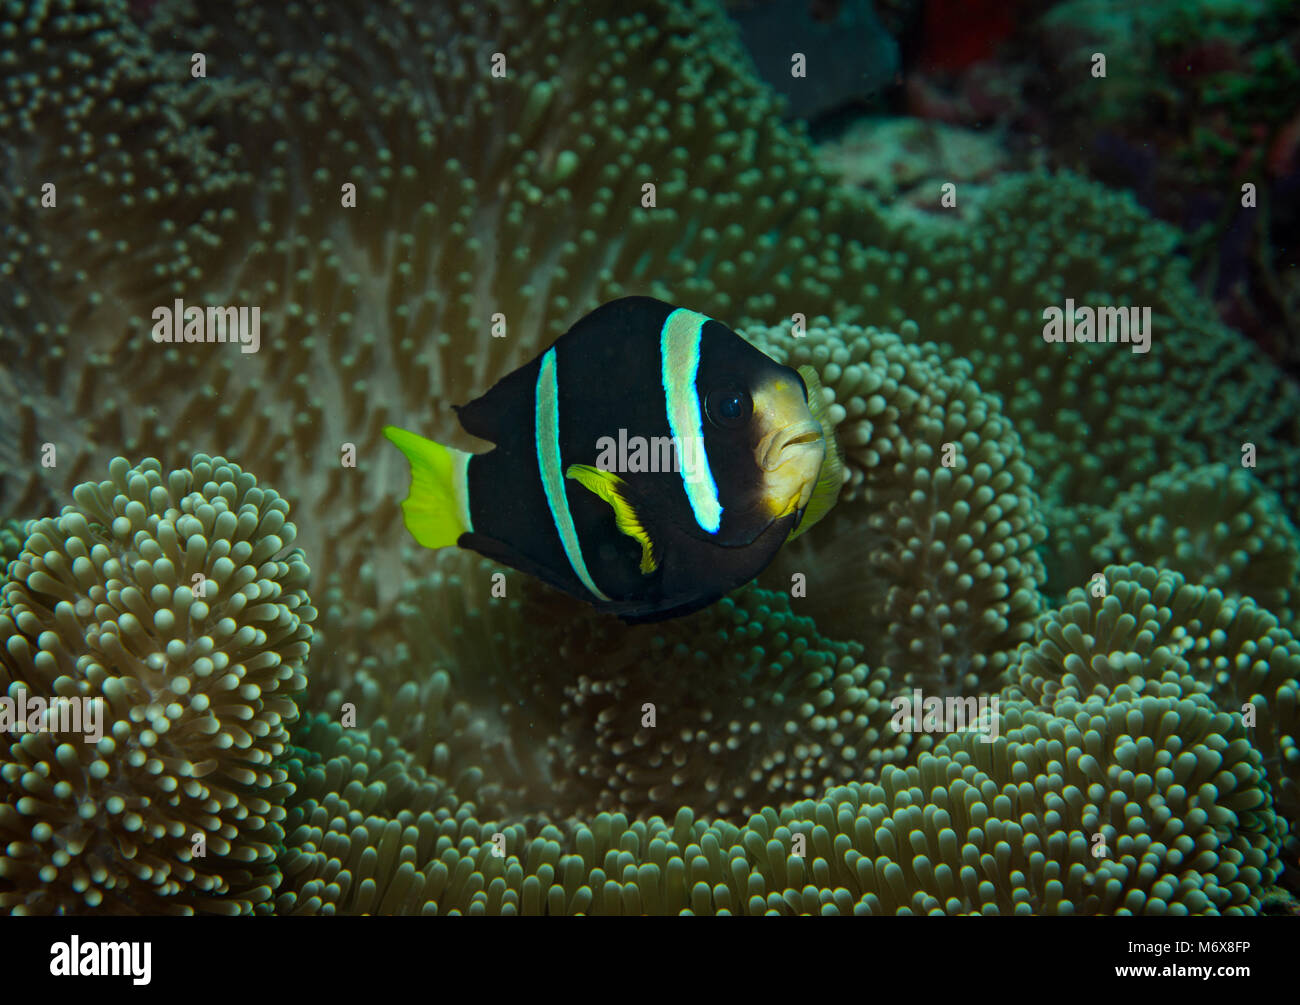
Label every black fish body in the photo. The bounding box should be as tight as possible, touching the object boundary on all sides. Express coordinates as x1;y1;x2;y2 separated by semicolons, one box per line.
385;296;841;622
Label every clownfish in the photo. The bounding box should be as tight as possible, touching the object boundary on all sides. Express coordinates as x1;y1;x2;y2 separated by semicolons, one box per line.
384;296;842;622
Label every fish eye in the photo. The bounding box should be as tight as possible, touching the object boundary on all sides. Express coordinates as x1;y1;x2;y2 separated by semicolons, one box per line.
705;386;752;429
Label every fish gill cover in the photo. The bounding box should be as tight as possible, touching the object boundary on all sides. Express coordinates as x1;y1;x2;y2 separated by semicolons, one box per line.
0;0;1297;920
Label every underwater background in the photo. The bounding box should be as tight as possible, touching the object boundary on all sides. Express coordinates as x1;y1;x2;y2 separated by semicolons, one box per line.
1;0;1298;915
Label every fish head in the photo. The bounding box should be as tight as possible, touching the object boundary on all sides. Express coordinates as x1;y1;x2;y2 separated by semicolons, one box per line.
748;368;827;525
692;361;827;545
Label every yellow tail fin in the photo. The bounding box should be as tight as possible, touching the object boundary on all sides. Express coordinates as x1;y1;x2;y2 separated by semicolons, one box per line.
383;425;474;549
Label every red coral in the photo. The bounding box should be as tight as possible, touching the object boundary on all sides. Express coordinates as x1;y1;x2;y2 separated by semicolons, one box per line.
919;0;1020;71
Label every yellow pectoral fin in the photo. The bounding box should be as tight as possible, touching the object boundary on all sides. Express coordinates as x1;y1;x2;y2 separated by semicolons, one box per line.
566;464;658;574
789;365;844;539
383;424;474;549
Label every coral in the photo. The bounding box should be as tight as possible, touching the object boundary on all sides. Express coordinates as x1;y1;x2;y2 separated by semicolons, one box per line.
0;519;24;584
858;171;1300;523
1090;464;1300;634
310;554;542;825
815;116;1011;211
0;2;255;514
754;318;1046;692
278;558;1291;914
5;0;1297;619
0;454;314;914
2;0;1299;916
524;585;908;821
1030;0;1300;372
1007;563;1300;847
315;551;921;825
0;0;862;613
275;713;478;916
274;691;1281;914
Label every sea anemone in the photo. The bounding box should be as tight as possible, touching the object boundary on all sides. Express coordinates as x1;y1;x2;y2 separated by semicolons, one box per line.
0;454;313;914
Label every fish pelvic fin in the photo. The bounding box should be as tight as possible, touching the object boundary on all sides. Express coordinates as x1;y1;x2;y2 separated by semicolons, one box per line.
383;424;474;549
789;365;844;540
566;463;658;574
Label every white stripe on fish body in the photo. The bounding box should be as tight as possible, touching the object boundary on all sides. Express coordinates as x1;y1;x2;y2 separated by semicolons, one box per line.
452;448;474;533
660;308;722;534
535;347;611;601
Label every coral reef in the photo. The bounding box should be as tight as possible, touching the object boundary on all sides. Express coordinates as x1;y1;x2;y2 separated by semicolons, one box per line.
5;0;1298;603
1038;0;1300;375
894;0;1300;377
1090;465;1300;635
0;455;313;914
753;318;1046;691
0;0;1297;915
314;554;918;824
273;690;1282;915
1008;563;1300;849
270;557;1292;915
863;171;1300;520
815;116;1012;213
0;519;24;584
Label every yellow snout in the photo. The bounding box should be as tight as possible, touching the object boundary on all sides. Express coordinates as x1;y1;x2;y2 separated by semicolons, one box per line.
751;377;826;520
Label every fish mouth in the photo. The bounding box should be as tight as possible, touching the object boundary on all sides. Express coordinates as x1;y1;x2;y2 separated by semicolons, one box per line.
761;419;824;472
750;375;826;522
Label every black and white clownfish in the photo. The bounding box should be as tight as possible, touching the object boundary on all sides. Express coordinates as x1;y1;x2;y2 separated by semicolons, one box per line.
383;296;842;622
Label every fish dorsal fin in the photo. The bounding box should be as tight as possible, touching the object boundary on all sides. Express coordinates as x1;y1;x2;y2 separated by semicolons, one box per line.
566;463;659;574
453;357;541;446
788;365;844;540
